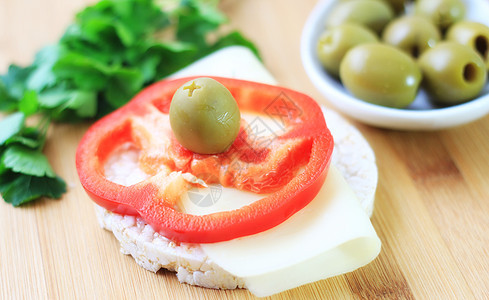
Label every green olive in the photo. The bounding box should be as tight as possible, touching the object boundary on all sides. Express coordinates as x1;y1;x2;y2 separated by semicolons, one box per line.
326;0;394;34
382;16;441;58
380;0;408;14
317;23;378;77
340;0;407;13
415;0;465;31
339;43;422;108
169;77;241;154
418;42;487;105
446;21;489;71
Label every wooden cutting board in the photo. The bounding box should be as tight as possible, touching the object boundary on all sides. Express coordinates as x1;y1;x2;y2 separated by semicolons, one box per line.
1;0;489;299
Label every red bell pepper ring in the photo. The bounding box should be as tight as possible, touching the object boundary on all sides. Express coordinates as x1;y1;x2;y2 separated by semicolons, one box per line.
76;77;334;243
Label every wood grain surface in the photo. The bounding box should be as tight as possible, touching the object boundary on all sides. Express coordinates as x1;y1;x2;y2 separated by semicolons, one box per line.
1;0;489;299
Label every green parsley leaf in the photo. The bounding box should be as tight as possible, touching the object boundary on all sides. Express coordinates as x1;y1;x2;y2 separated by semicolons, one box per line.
68;90;98;118
19;90;39;116
52;52;110;91
1;124;44;150
1;145;56;177
104;68;145;109
37;84;73;108
0;65;34;100
26;45;63;92
36;85;98;120
176;0;226;47
0;80;18;112
0;159;6;175
0;112;25;145
0;172;66;206
3;134;42;149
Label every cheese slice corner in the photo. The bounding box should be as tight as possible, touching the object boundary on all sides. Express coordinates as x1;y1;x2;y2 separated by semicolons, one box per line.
201;166;381;297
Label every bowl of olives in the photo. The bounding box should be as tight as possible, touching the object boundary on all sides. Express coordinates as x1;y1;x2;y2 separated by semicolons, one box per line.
301;0;489;130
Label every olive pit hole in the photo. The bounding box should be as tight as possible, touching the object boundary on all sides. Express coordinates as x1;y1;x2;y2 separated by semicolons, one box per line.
410;45;420;58
463;63;478;82
475;35;488;60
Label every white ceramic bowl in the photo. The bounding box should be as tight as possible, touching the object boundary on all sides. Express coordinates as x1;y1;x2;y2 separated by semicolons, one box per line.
301;0;489;130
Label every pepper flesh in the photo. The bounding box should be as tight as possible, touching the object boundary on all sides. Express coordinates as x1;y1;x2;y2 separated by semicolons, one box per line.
76;77;333;243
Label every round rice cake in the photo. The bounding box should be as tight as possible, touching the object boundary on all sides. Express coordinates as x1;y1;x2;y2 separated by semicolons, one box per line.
95;106;378;290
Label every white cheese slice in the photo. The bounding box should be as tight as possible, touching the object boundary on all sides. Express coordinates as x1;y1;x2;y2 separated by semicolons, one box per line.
201;166;380;297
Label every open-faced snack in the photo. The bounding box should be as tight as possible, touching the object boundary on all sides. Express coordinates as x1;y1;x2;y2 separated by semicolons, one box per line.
77;47;380;297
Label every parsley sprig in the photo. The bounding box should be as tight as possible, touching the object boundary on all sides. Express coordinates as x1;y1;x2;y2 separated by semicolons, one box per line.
0;0;258;206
